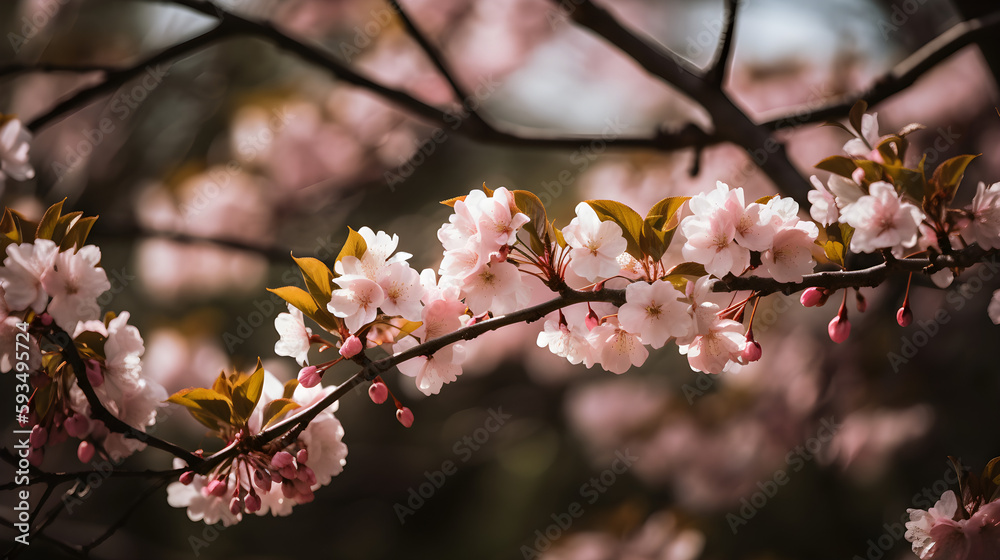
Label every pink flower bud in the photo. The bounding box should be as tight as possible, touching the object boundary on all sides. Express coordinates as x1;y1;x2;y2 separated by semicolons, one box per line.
229;497;241;515
85;360;104;388
30;425;47;448
253;470;272;492
828;315;851;343
296;449;309;464
800;288;824;307
244;493;261;513
297;366;321;388
297;465;317;486
280;465;297;480
339;335;364;358
77;441;94;463
396;407;414;428
207;479;228;497
39;312;52;325
64;414;92;438
179;471;196;485
368;381;388;404
585;307;600;331
295;489;315;504
896;305;913;327
742;340;762;363
271;451;294;469
280;480;298;499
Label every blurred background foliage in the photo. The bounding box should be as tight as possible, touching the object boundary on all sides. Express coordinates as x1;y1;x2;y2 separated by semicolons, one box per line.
1;0;999;558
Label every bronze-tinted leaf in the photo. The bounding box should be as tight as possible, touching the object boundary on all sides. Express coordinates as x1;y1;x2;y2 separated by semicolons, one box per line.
35;199;65;240
335;227;368;265
262;398;301;429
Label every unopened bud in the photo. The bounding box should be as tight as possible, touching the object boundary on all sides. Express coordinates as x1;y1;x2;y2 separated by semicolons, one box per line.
585;307;600;331
828;315;851;343
396;406;414;428
271;451;294;469
229;497;241;515
207;479;228;497
800;287;824;307
179;471;196;485
742;340;762;363
296;448;309;464
244;492;261;513
297;366;321;388
368;381;388;404
896;305;913;327
76;441;94;463
339;335;364;359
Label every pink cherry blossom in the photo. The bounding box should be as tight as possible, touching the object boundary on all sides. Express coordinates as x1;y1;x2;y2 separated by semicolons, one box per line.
843;112;882;157
0;118;35;185
964;181;1000;249
536;318;594;367
808;175;839;226
274;304;313;366
461;256;525;316
393;297;467;395
476;186;530;248
760;224;819;283
0;239;58;313
840;181;924;255
328;275;385;333
40;245;110;332
680;318;745;374
680;186;751;279
563;202;629;282
339;335;363;358
376;261;424;321
586;319;648;374
617;280;692;349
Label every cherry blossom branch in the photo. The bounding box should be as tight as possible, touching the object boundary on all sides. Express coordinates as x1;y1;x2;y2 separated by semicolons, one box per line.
47;326;205;467
758;10;1000;131
25;26;226;132
706;0;739;88
222;286;626;462
552;0;813;206
714;246;999;295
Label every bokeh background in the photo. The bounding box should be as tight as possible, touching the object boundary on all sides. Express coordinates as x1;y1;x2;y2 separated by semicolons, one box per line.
1;0;999;558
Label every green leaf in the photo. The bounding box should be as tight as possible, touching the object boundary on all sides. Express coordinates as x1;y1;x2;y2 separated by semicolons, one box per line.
848;100;868;138
882;155;926;203
335;227;368;265
585;200;644;260
262;398;301;429
823;240;845;267
35;199;65;241
929;154;978;205
269;286;321;317
513;189;550;254
640;217;668;262
293;255;335;305
645;196;689;230
664;262;707;278
282;378;299;400
232;359;265;425
50;211;82;246
814;155;858;178
167;387;234;427
875;135;905;166
59;216;97;252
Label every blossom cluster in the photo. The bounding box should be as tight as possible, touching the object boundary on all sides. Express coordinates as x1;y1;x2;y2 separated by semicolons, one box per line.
0;204;165;466
167;369;347;525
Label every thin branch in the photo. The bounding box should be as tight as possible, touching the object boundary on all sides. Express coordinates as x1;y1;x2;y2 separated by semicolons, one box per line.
707;0;738;87
0;516;83;558
0;64;111;80
230;286;626;459
553;0;813;206
759;10;1000;131
48;324;204;467
26;26;227;131
80;479;169;554
714;245;997;295
386;0;470;102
